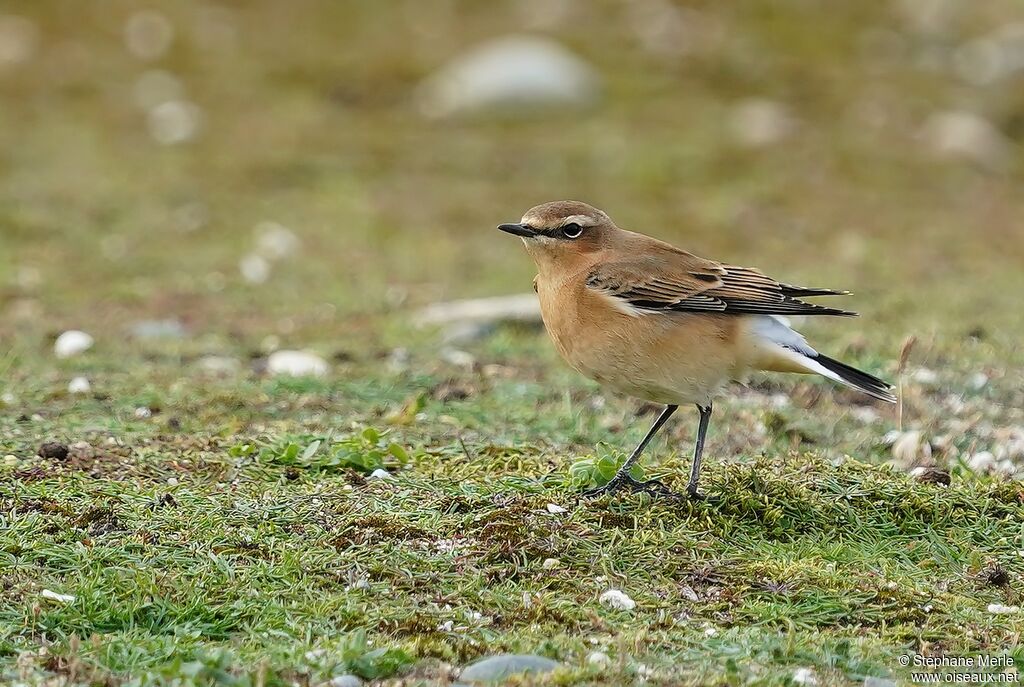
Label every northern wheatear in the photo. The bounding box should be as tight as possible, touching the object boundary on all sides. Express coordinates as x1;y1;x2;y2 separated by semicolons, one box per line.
498;200;895;499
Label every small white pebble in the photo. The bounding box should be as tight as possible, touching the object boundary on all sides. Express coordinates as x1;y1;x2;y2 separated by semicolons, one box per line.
545;503;567;514
437;620;454;632
440;347;475;369
587;651;611;667
987;603;1019;614
792;667;817;685
728;98;795;147
968;451;996;473
345;578;371;592
147;100;201;145
599;589;636;611
54;330;93;358
995;459;1018;477
134;406;152;419
254;221;300;259
304;649;326;662
892;430;929;463
124;10;174;60
704;627;717;637
850;406;879;424
166;477;178;486
969;372;989;390
68;377;91;394
4;455;18;465
368;468;392;480
40;589;75;604
267;350;328;377
1;392;14;405
911;368;939;385
239;253;270;284
329;676;362;687
542;558;560;570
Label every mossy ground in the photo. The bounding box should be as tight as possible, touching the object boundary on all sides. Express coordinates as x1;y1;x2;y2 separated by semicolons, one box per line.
2;1;1024;685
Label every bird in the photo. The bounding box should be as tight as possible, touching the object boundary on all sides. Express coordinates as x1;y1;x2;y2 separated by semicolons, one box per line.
497;200;896;499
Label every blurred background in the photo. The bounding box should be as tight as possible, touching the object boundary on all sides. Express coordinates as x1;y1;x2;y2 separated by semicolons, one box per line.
3;5;1024;680
2;0;1023;371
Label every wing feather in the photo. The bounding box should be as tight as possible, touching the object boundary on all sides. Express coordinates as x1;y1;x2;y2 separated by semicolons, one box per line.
586;249;856;317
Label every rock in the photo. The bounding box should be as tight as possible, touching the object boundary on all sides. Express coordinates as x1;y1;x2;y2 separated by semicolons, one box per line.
910;367;939;385
328;675;362;687
599;589;636;611
68;377;91;394
267;350;328;377
460;654;560;683
442;321;495;346
967;451;996;473
254;221;300;259
968;372;989;391
542;558;560;570
891;430;929;464
586;651;611;667
920;111;1010;169
197;355;241;375
0;14;38;66
440;347;476;369
793;667;817;685
54;330;93;358
728;98;796;147
953;24;1024;86
545;503;567;514
415;294;541;327
130;318;185;339
134;406;153;419
124;10;174;60
148;100;202;145
40;589;75;604
368;468;393;480
38;442;69;461
864;678;897;687
909;466;950;485
416;35;600;119
987;603;1019;614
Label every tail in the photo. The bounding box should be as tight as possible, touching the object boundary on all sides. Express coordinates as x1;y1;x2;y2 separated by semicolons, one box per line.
747;315;897;403
811;353;897;403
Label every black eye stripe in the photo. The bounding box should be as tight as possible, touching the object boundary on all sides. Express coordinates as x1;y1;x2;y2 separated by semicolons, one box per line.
530;223;587;239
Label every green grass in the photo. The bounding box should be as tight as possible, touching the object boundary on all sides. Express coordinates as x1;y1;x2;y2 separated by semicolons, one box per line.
2;1;1024;685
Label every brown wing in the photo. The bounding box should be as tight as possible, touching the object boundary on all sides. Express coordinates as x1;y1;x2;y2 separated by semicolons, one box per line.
586;251;856;317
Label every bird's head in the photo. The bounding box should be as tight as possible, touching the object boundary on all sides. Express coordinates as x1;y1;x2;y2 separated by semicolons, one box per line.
498;200;617;271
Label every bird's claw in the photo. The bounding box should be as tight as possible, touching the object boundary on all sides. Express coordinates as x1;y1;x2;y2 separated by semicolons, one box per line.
581;474;679;499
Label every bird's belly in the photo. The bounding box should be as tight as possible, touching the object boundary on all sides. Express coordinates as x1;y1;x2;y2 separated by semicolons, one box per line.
545;308;739;406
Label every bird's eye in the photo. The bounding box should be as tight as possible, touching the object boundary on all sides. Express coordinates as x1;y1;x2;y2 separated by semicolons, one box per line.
561;223;583;239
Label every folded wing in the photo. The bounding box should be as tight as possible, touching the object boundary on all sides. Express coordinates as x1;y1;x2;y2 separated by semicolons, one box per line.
586;249;856;317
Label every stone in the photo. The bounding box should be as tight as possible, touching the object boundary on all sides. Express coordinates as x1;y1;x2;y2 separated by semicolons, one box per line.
460;654;560;683
599;589;636;611
38;442;69;461
267;350;328;377
54;330;93;358
416;35;599;119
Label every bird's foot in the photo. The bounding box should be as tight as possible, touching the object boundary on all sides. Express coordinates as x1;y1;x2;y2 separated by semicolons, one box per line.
581;474;678;499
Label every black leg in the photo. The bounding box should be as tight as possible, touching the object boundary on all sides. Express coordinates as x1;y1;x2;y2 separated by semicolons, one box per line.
686;403;713;499
582;404;678;498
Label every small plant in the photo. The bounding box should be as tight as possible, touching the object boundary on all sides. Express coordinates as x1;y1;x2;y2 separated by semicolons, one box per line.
246;427;410;473
568;444;645;488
